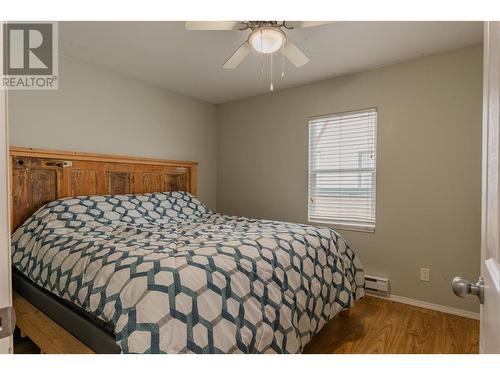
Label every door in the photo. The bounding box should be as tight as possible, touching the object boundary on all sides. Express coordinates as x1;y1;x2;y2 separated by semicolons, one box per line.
0;21;15;354
480;21;500;354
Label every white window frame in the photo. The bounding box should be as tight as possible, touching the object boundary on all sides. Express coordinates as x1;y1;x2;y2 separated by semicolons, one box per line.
308;108;377;233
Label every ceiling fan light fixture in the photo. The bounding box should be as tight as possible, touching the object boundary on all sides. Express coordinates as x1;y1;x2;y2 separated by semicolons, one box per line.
248;27;285;54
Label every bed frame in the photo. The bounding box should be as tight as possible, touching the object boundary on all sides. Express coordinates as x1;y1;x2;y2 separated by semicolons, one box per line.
9;147;199;353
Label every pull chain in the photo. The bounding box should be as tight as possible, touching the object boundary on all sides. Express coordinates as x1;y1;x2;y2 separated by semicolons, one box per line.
270;53;274;91
281;42;285;77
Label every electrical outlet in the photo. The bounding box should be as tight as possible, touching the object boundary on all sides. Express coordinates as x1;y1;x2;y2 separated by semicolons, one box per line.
420;267;430;282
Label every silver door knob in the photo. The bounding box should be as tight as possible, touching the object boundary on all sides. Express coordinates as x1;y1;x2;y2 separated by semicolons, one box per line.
452;276;484;304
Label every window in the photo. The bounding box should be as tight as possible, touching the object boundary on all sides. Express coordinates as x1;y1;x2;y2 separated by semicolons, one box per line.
308;108;377;232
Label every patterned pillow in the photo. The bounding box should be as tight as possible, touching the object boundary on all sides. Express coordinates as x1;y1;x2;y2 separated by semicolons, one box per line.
35;191;210;228
137;191;210;220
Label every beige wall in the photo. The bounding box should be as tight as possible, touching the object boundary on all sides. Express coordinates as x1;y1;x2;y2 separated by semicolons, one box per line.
217;45;483;312
8;55;218;209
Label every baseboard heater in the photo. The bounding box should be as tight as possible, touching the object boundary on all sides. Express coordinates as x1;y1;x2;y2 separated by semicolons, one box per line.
365;274;390;297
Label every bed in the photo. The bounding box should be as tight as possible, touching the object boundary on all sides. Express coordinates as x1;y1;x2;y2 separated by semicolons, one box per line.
9;147;365;354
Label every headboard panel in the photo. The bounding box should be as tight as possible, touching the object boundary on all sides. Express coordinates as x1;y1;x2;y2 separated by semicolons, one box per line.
10;147;198;232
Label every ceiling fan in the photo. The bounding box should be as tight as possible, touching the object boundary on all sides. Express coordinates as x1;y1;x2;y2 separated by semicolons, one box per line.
185;21;333;91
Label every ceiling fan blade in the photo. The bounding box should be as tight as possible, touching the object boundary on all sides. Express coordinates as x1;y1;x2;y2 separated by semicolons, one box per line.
286;21;335;28
185;21;240;31
284;40;309;67
223;42;252;69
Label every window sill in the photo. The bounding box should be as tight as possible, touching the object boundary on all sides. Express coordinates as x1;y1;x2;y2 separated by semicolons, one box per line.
308;220;375;233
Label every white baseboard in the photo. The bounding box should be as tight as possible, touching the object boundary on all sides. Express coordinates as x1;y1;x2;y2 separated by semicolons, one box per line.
368;292;480;320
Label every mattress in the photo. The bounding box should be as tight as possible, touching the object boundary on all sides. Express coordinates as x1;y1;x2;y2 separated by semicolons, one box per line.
11;191;365;353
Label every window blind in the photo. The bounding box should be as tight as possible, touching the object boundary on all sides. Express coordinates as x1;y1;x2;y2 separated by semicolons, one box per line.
308;108;377;231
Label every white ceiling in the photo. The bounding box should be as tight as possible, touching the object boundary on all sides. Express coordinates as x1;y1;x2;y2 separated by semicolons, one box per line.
59;21;482;104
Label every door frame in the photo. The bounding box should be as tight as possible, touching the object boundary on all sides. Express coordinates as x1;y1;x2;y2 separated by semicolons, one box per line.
0;20;13;354
480;19;488;355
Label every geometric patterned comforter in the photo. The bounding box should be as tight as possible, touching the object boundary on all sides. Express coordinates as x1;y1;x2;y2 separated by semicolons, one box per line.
11;192;364;353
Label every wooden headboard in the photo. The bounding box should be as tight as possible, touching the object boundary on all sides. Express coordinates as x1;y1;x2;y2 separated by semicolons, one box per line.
9;147;198;232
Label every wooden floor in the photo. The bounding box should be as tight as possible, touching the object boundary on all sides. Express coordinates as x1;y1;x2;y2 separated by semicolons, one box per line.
14;296;479;354
304;296;479;354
